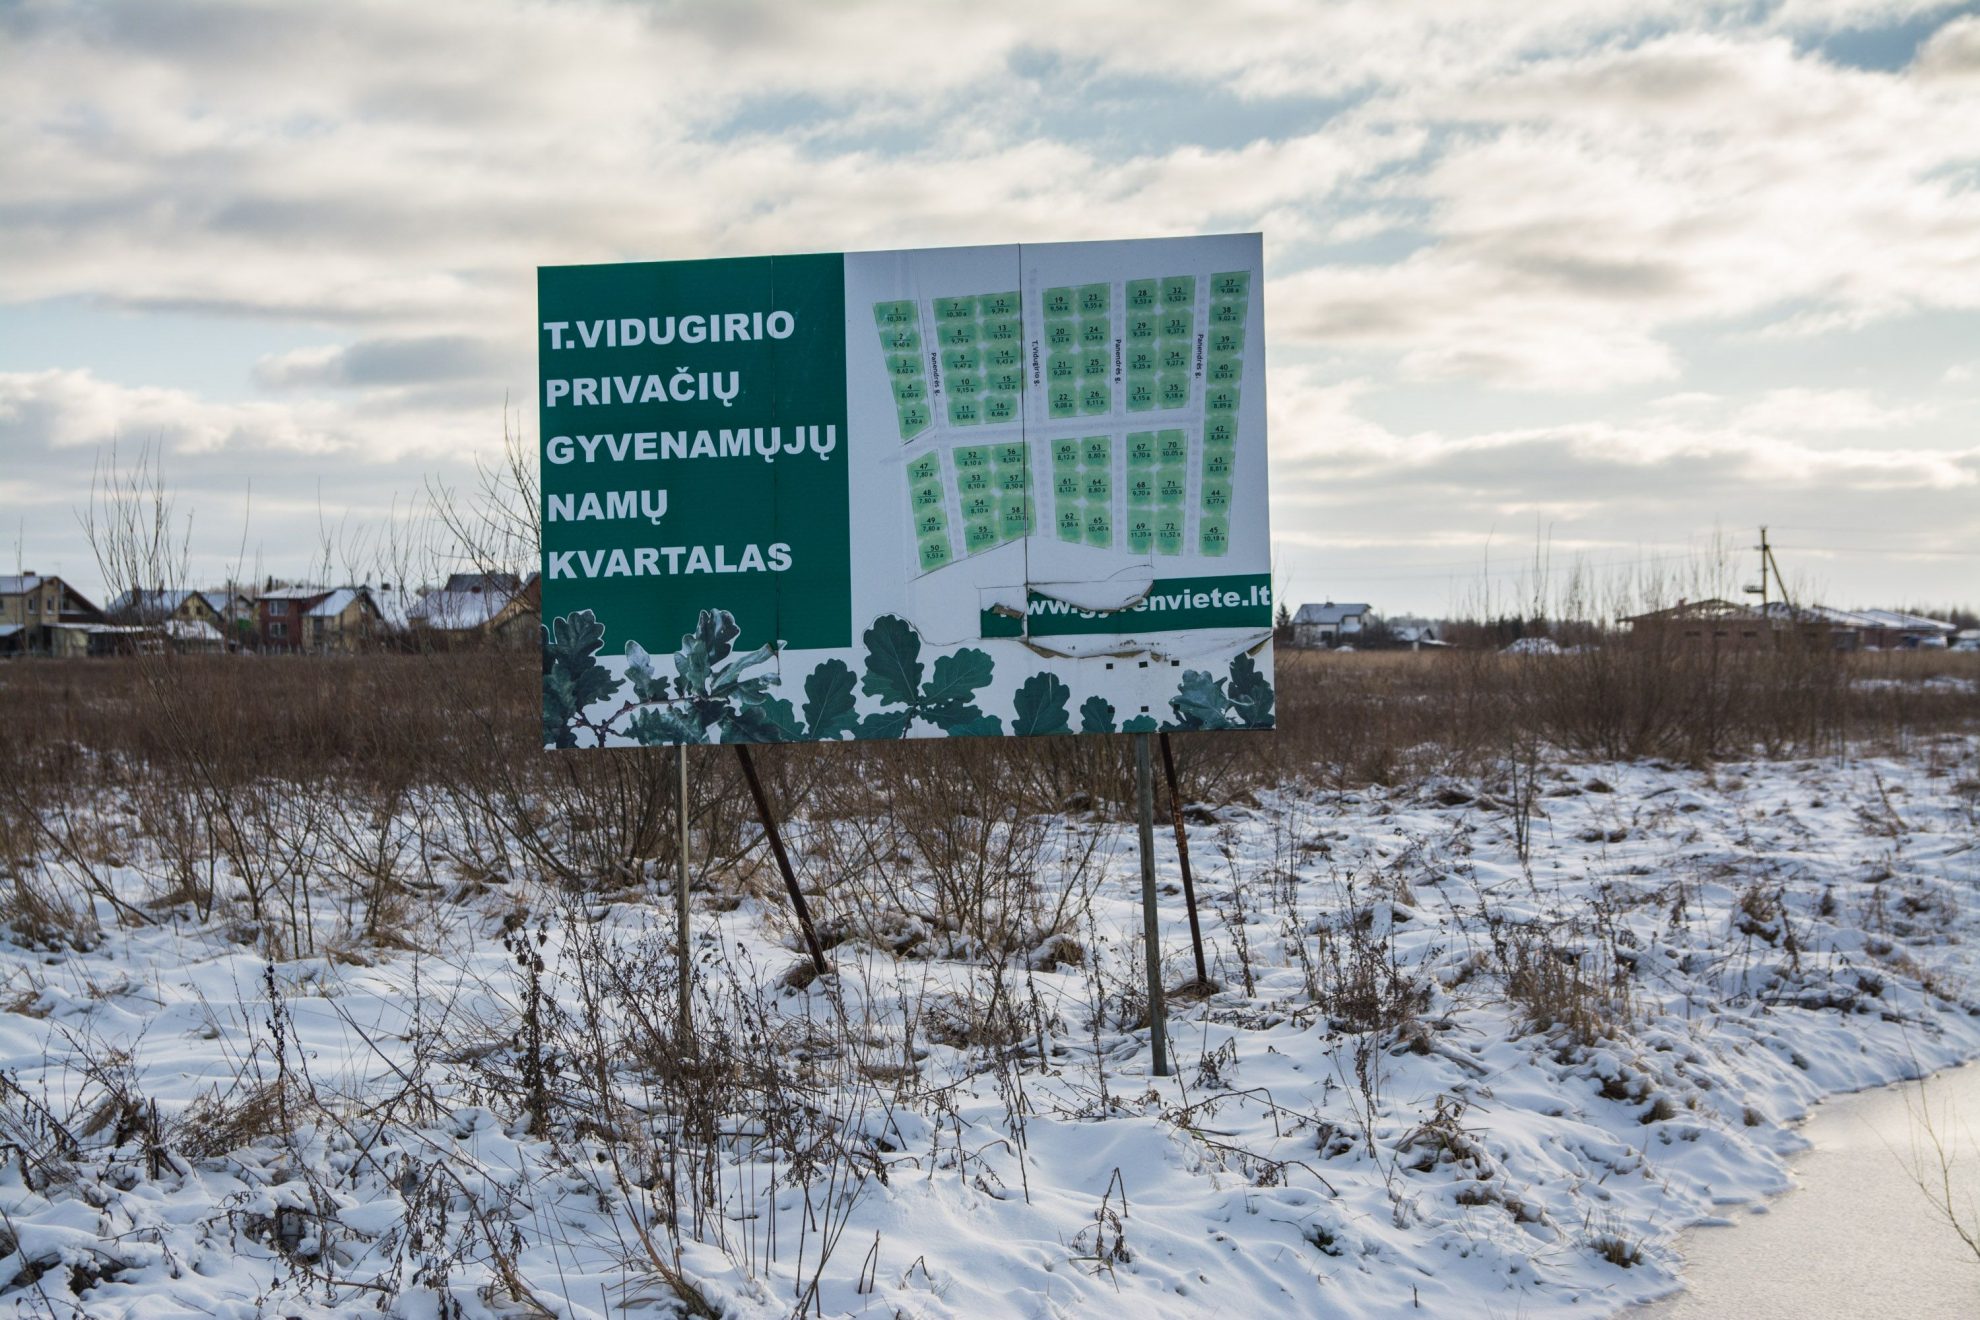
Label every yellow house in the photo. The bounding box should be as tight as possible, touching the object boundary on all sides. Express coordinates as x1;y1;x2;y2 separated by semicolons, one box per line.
0;574;105;654
108;588;224;630
303;588;384;653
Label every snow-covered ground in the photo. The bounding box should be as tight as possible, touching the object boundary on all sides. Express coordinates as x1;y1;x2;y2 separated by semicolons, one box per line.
2;739;1977;1318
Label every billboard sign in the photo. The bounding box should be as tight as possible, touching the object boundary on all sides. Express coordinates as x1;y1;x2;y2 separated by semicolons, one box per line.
539;234;1275;747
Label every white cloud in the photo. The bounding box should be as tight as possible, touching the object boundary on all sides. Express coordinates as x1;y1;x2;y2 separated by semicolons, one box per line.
1731;388;1936;433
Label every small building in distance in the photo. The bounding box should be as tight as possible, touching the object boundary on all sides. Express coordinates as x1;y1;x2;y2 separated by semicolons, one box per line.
1291;601;1371;649
1;574;107;655
409;571;538;646
303;587;385;653
107;588;225;631
255;585;332;653
1622;599;1773;648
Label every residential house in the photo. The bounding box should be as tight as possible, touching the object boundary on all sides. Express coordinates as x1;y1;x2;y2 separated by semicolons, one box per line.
203;586;258;649
302;587;384;653
1291;601;1371;649
409;571;538;646
255;586;331;653
108;588;225;631
0;574;106;655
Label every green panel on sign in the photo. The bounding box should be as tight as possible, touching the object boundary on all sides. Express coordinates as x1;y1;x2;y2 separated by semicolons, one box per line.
1211;271;1250;299
539;251;851;656
1043;287;1074;317
1126;279;1158;309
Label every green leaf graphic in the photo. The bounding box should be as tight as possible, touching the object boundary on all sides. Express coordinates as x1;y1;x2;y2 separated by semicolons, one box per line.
920;647;993;711
628;704;707;745
858;709;914;740
1168;669;1236;731
1079;694;1117;734
1227;652;1275;729
861;614;924;706
801;659;859;740
942;714;1005;738
1012;672;1073;737
1121;715;1160;733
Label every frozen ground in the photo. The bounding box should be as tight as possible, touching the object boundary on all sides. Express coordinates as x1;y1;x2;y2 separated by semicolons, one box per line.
1;739;1978;1317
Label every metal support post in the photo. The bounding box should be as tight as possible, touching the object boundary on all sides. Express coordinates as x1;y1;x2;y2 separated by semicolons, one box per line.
676;743;693;1036
1135;733;1170;1077
733;743;831;978
1158;731;1209;987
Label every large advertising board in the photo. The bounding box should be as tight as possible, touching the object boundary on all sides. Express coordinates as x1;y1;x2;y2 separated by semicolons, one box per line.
539;234;1275;747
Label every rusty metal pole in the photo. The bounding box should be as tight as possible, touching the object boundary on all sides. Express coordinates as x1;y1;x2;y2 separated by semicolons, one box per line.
1158;732;1209;986
732;743;830;978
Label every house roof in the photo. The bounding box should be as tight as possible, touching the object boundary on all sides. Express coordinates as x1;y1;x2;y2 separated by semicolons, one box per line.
108;588;212;616
410;588;518;630
0;624;21;638
442;571;522;594
1761;603;1957;634
258;585;330;602
0;576;45;595
306;588;360;618
1293;602;1371;625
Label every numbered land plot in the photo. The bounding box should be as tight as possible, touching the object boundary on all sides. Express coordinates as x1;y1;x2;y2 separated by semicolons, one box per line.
946;438;1033;562
1124;275;1196;415
903;446;955;573
874;300;933;441
1047;432;1118;550
932;290;1023;430
1125;426;1194;556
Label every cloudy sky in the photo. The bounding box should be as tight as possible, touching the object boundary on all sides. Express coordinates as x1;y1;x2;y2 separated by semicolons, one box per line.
3;0;1977;616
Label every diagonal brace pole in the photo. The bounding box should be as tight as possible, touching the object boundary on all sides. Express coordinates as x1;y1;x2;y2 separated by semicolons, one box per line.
732;743;830;978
